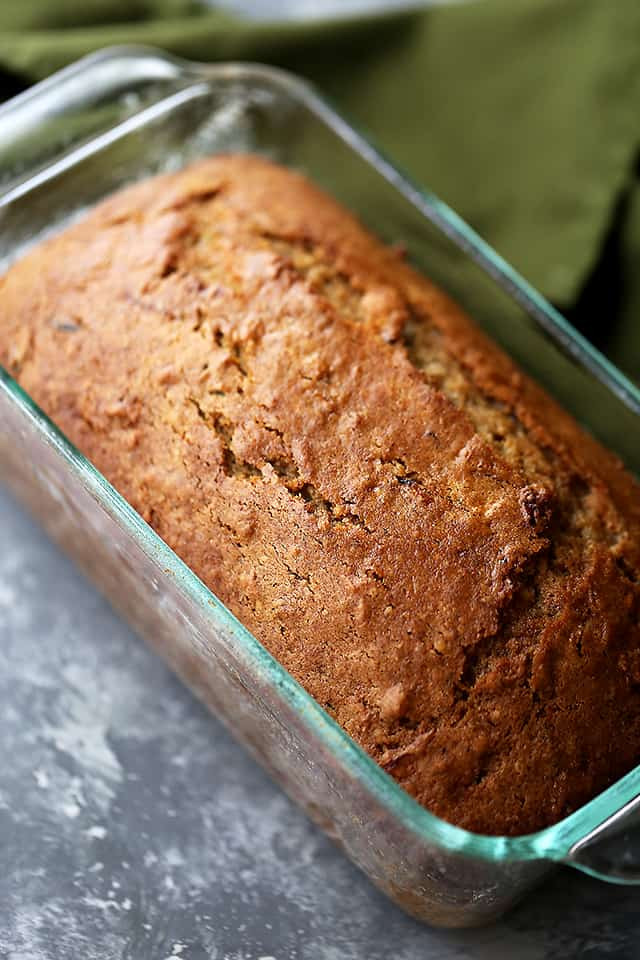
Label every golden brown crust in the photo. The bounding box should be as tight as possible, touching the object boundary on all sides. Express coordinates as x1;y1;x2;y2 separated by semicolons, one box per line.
2;154;639;835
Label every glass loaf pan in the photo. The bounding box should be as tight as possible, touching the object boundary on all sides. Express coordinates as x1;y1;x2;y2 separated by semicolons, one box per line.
1;47;640;929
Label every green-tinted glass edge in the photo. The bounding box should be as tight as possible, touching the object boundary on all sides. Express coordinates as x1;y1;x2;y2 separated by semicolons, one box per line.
1;46;639;868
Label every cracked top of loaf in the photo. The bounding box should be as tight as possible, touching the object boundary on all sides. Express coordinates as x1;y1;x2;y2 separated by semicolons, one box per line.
2;154;639;835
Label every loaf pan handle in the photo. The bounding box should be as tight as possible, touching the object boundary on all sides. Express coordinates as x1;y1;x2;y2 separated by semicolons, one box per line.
563;793;640;883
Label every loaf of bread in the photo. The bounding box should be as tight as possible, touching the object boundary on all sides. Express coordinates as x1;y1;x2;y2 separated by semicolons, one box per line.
1;155;639;835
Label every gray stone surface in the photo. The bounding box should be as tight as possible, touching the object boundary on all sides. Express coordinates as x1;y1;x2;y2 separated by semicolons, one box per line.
1;483;638;960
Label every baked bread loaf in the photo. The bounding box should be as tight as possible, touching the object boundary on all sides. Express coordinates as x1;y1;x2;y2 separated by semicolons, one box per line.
1;155;639;836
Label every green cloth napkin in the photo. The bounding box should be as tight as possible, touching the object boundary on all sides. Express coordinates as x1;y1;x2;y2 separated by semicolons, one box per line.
0;0;638;381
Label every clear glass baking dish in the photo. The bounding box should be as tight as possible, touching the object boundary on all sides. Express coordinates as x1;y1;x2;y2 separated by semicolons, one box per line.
1;46;639;929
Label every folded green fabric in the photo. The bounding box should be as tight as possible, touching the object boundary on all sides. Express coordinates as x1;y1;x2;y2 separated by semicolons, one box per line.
0;0;638;381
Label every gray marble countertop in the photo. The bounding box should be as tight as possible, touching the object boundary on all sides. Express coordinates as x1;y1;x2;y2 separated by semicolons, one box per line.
1;483;638;960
